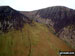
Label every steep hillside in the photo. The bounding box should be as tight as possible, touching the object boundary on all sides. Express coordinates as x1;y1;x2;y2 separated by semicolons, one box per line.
21;6;75;48
0;22;74;56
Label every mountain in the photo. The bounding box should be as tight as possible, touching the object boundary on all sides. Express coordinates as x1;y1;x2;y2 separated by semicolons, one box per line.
21;6;75;32
21;6;75;48
0;6;31;33
0;6;75;56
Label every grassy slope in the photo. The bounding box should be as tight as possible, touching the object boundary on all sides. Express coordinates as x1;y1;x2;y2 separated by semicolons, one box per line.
0;22;74;56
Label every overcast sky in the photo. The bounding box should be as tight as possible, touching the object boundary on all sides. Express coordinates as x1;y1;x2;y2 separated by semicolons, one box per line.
0;0;75;11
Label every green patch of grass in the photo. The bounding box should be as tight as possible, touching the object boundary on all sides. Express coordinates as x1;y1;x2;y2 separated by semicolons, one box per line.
0;33;13;56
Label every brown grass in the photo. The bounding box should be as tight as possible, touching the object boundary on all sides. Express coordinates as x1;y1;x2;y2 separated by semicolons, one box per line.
0;22;74;56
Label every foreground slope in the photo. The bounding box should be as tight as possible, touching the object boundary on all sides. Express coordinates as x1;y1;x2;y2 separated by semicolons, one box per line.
0;22;74;56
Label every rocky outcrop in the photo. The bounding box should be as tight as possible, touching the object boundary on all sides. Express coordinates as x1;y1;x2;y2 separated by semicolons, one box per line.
57;25;75;48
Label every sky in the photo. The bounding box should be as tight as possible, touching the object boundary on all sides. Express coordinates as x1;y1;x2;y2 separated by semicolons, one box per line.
0;0;75;11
